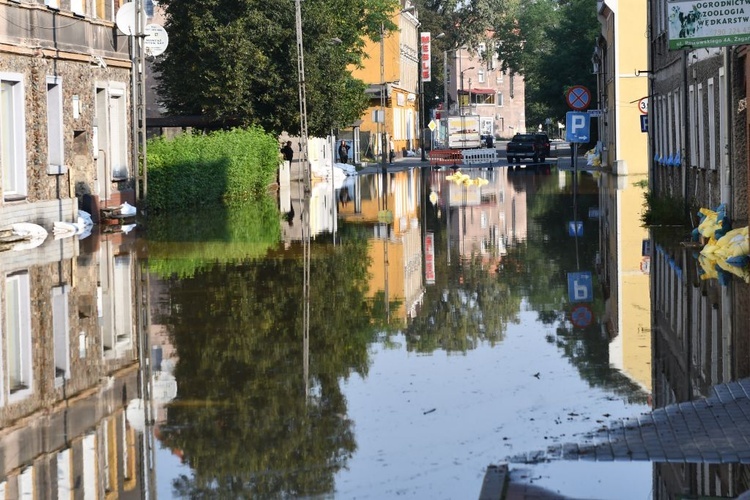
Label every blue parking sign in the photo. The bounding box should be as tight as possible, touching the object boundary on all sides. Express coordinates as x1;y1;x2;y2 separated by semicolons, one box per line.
567;271;593;303
565;112;590;143
568;221;583;237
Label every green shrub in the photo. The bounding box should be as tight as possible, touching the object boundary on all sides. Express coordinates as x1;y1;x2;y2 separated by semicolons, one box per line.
146;127;280;212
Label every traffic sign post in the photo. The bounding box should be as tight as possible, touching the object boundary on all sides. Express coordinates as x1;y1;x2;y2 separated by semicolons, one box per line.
570;304;593;328
565;85;591;111
565;112;590;143
638;97;648;114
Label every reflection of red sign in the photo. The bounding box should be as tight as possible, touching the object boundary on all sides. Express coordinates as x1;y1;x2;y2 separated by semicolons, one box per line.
570;304;593;328
425;232;435;284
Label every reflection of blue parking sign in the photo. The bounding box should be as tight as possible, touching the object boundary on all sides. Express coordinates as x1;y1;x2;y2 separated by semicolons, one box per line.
640;115;648;133
568;221;583;237
565;112;590;143
567;271;593;303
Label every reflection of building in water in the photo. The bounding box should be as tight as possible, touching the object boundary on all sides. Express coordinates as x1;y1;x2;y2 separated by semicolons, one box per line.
598;174;652;392
443;169;528;270
651;239;750;497
339;169;424;322
0;232;146;497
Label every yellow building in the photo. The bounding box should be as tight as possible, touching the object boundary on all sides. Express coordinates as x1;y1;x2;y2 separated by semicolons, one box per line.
596;1;649;175
350;3;420;161
596;1;651;393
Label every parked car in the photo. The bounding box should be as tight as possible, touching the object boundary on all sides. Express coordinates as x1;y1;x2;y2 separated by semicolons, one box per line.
505;133;550;163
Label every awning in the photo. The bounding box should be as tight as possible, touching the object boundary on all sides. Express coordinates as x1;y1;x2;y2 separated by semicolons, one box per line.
470;88;496;95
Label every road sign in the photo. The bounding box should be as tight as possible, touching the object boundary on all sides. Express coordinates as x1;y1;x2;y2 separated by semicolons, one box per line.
567;271;593;303
640;115;648;133
428;120;437;131
565;112;590;143
570;304;593;328
638;97;648;114
565;85;591;111
568;221;583;237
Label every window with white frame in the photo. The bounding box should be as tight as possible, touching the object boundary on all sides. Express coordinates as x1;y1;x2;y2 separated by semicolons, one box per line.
47;76;65;175
478;70;485;84
45;0;60;8
57;449;73;498
52;285;71;386
698;83;705;168
113;255;133;352
666;92;673;158
109;86;129;180
689;84;697;166
673;89;681;158
497;92;503;107
71;0;84;15
708;78;716;170
5;272;32;402
1;73;27;200
719;68;727;170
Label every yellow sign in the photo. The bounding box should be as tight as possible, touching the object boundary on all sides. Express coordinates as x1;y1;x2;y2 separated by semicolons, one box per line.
428;120;437;131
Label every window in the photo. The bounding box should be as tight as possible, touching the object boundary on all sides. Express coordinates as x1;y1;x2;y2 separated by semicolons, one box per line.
57;449;72;499
71;0;85;15
689;85;697;166
52;285;71;386
719;68;727;170
673;89;681;158
708;78;716;170
698;83;705;168
478;70;485;84
498;92;503;107
47;76;65;175
109;87;128;180
5;272;32;402
470;91;495;105
45;0;60;8
1;73;27;200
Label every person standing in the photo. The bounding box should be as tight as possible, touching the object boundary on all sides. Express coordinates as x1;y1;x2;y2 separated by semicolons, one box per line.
338;140;350;164
389;138;395;164
281;141;294;163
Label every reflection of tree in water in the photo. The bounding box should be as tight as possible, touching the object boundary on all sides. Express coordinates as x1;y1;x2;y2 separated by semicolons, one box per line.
159;237;378;498
405;249;521;353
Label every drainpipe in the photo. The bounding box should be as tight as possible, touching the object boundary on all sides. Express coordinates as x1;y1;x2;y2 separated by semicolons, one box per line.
721;47;732;213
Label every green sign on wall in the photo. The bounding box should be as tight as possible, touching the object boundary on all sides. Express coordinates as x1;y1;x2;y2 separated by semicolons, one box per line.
668;0;750;50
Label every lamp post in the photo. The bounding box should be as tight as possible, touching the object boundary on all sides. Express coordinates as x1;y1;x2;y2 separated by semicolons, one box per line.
459;66;474;116
459;66;473;150
418;34;426;161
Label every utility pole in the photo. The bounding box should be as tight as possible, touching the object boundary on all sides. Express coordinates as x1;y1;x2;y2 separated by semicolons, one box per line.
380;23;388;167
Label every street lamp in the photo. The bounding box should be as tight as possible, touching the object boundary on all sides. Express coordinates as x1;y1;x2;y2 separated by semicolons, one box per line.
459;66;474;116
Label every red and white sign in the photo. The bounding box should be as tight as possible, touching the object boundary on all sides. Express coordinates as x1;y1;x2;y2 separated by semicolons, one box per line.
570;304;593;328
637;97;648;115
425;232;435;284
420;32;432;82
565;85;591;111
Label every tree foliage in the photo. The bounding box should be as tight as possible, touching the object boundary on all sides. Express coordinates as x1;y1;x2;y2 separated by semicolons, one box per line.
413;0;600;128
155;0;398;136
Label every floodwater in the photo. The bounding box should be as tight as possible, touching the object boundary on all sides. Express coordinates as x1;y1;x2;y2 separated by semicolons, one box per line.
2;158;749;499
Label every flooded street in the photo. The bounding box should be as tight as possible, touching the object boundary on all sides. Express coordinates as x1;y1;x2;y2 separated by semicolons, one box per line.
2;160;749;499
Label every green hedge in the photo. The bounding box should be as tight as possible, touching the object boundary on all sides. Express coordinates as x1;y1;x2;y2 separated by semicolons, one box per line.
146;127;280;212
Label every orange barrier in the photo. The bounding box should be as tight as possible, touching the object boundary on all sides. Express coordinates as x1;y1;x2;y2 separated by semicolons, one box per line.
429;149;463;166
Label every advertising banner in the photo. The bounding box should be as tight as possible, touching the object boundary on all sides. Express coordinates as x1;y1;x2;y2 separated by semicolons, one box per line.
668;0;750;50
420;32;432;82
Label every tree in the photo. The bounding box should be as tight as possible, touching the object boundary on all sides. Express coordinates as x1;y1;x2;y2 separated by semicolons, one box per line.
154;0;398;136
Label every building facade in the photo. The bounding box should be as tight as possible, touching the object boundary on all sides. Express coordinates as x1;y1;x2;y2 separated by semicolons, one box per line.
350;2;420;161
0;0;137;229
446;44;526;140
647;1;748;223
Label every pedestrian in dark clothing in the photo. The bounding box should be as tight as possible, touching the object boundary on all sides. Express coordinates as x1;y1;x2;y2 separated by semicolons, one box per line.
281;141;294;162
338;140;350;164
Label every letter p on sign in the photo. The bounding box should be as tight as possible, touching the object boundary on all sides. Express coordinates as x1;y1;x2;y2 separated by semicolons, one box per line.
565;112;590;143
